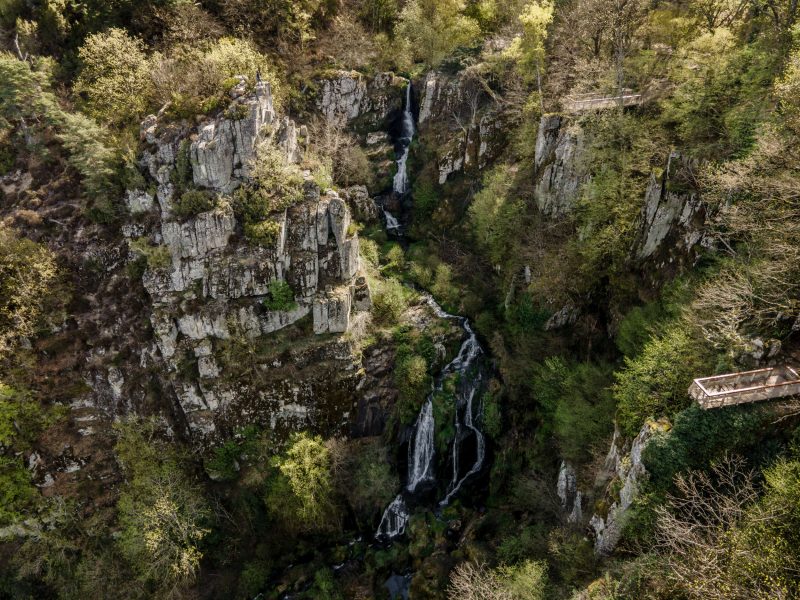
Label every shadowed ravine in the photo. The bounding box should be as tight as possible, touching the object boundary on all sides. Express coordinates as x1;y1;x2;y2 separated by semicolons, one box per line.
377;83;489;541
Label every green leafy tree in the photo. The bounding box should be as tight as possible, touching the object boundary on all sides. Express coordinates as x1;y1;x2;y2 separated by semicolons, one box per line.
115;418;211;593
504;1;554;107
266;433;335;532
396;0;480;66
0;54;119;198
614;324;714;435
0;225;59;354
75;28;151;126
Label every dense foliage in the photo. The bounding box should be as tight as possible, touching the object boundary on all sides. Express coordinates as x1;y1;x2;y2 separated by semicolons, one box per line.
1;0;800;598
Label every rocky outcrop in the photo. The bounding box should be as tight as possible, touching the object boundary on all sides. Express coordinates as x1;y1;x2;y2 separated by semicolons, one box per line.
557;461;583;524
128;84;372;441
343;185;379;223
417;71;507;184
632;152;708;266
589;419;670;555
533;115;588;218
315;70;406;130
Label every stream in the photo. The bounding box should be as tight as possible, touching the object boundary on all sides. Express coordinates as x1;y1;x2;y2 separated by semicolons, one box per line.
377;82;489;541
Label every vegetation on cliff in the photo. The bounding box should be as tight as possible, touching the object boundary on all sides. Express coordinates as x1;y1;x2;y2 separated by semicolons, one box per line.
1;0;800;598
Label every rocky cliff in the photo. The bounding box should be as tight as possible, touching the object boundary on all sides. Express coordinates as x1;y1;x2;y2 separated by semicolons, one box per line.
631;151;709;271
533;114;589;218
417;70;508;185
124;81;373;441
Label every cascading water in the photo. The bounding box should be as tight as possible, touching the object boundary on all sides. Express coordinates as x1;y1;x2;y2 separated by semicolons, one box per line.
376;81;489;541
406;399;436;492
393;82;415;195
384;210;401;230
377;295;488;540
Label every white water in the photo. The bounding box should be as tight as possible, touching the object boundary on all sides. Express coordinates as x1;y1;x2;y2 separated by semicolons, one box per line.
385;210;401;230
377;495;410;539
376;294;488;539
376;82;488;541
406;399;436;491
393;82;415;195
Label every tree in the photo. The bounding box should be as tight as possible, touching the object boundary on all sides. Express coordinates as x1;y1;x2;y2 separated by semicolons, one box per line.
115;418;211;593
0;226;59;354
396;0;480;67
0;54;119;198
689;0;749;31
220;0;332;49
266;433;335;531
75;28;151;126
654;454;800;599
505;1;554;108
448;560;548;599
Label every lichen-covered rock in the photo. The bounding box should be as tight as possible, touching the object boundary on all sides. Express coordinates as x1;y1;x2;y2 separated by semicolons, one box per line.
632;152;708;265
129;87;373;441
126;189;155;214
534;114;588;217
343;185;379;223
190;82;278;192
316;71;405;130
557;461;583;524
589;419;670;555
418;71;507;185
313;285;353;334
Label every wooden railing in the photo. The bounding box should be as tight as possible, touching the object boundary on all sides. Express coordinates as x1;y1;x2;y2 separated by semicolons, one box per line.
564;92;643;113
689;366;800;409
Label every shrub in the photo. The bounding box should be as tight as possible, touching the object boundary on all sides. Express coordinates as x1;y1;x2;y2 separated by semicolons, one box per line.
263;280;297;312
530;357;615;463
643;403;768;491
243;219;282;246
359;238;380;267
233;148;305;231
396;0;481;67
0;456;35;526
151;37;285;117
74;28;151;126
0;226;59;353
173;189;216;220
114;418;211;592
129;238;172;270
346;442;399;520
614;324;715;436
394;354;431;423
372;277;409;324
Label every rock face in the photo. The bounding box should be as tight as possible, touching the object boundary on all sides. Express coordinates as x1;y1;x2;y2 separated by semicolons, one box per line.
315;70;406;130
533;115;588;218
589;419;669;554
557;461;583;524
632;151;708;265
128;83;371;442
417;71;507;184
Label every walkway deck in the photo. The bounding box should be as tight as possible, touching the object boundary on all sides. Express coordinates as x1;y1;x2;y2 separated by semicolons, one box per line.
689;366;800;409
564;92;642;113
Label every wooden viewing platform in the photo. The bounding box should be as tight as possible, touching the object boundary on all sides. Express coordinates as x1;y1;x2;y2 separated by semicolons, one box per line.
689;366;800;409
564;91;642;113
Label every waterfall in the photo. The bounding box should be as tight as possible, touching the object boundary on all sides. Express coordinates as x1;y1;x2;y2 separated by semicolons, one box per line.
376;295;488;539
375;83;489;541
406;399;435;492
393;82;415;195
385;210;401;230
377;496;410;539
